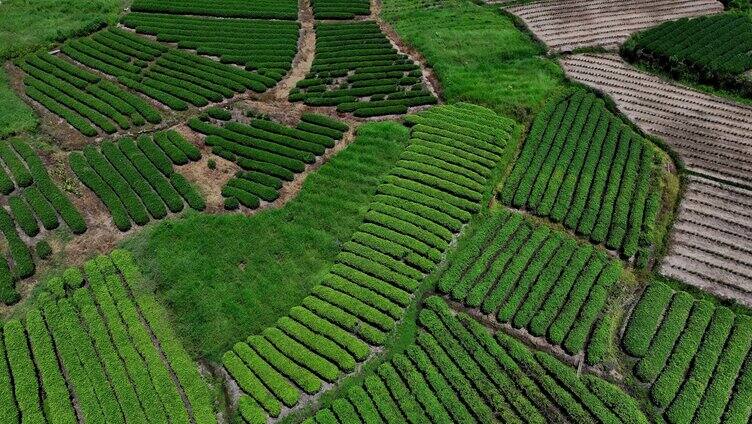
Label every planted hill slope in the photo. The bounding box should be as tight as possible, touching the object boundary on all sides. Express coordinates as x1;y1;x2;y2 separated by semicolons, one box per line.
623;281;752;423
121;13;300;78
0;139;86;305
69;132;204;232
290;21;437;117
18;51;162;137
499;89;663;261
188;113;348;210
0;250;216;424
437;208;624;360
123;121;409;361
130;0;298;19
622;13;752;97
222;104;518;422
298;296;648;424
19;27;272;137
311;0;371;19
561;53;752;305
505;0;723;52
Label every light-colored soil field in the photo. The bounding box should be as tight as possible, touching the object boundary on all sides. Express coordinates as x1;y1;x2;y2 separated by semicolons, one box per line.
661;176;752;306
506;0;723;52
561;53;752;187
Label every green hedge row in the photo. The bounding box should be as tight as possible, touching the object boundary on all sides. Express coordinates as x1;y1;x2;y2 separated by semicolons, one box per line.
304;297;649;424
499;89;661;260
123;13;298;74
623;281;752;421
622;13;752;97
71;136;204;230
227;104;516;421
436;208;619;357
292;21;435;116
131;0;298;19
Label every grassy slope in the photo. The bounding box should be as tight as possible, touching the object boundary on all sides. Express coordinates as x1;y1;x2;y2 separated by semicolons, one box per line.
0;70;36;138
384;2;566;122
0;0;125;59
122;122;409;361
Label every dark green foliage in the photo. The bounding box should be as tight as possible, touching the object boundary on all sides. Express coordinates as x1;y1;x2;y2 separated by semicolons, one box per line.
71;136;200;230
499;89;661;258
8;196;39;237
206;107;232;121
35;240;52;259
0;208;34;279
211;105;516;420
622;13;752;97
436;207;620;356
292;22;435;115
621;282;752;421
0;258;19;305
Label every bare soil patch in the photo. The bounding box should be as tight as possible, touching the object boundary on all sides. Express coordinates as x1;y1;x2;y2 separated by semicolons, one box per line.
506;0;723;52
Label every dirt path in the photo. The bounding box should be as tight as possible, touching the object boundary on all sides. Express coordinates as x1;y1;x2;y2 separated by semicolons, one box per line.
262;0;316;102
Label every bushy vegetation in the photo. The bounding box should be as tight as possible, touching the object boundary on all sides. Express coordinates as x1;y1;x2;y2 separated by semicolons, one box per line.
223;104;517;421
624;281;752;422
191;114;348;209
124;121;409;360
70;134;203;231
500;89;663;261
19;51;161;136
122;13;299;78
52;28;273;115
290;21;437;116
437;208;623;358
311;0;371;19
0;250;217;424
292;297;647;424
131;0;298;19
622;13;752;97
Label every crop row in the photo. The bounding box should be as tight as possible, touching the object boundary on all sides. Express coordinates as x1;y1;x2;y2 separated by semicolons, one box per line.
225;104;515;421
290;22;436;116
190;114;348;209
121;13;299;77
19;51;161;136
437;207;621;359
60;29;272;113
622;13;752;97
623;281;752;422
0;140;87;303
311;0;371;19
499;88;662;261
0;250;217;424
288;296;648;424
131;0;298;19
69;134;204;231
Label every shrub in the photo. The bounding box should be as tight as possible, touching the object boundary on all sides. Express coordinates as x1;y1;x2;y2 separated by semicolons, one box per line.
224;196;239;210
206;107;232;120
36;241;52;260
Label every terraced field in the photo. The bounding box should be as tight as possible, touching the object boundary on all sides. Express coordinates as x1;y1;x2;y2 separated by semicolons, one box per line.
2;0;752;422
662;176;752;305
1;250;216;424
624;281;752;423
561;52;752;305
505;0;723;52
560;53;752;187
